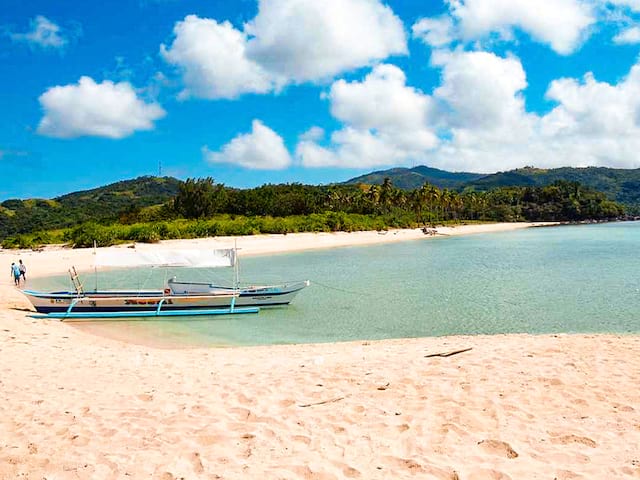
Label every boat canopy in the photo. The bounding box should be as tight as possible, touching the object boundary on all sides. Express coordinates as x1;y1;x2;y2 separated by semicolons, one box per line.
94;248;236;268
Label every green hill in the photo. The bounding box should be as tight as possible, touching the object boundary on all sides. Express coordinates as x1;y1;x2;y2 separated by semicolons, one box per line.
465;166;640;212
0;176;181;238
345;165;640;213
466;166;640;195
345;166;485;190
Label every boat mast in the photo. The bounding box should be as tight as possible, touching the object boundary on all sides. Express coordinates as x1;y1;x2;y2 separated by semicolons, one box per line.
93;240;98;292
234;239;239;290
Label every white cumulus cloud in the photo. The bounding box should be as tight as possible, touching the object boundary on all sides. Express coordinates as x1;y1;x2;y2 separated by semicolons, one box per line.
245;0;407;82
613;25;640;43
161;0;406;99
296;50;640;173
431;52;640;171
433;50;530;131
11;15;69;49
160;15;275;100
37;76;166;139
413;0;595;55
204;120;292;169
412;16;456;48
296;64;438;168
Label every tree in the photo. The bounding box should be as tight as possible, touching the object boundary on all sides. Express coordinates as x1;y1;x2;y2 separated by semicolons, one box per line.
173;177;226;219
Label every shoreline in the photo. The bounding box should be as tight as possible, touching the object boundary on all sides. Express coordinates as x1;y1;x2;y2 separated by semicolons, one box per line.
1;221;555;279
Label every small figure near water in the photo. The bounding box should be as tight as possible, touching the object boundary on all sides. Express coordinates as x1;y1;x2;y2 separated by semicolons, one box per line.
10;262;21;286
19;259;26;283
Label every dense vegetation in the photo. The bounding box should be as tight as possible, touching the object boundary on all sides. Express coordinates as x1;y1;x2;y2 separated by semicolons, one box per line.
0;176;624;249
0;176;180;239
348;165;640;213
346;165;485;190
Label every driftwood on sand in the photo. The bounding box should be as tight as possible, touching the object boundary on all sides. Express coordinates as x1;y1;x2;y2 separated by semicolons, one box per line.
424;347;473;358
298;395;350;408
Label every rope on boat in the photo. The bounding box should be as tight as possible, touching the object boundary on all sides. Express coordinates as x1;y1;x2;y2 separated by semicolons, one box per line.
310;280;373;296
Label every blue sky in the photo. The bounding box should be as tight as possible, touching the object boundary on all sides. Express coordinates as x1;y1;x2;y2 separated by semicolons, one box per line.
2;0;640;200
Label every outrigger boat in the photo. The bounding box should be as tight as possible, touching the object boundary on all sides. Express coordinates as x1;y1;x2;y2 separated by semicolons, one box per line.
23;248;260;320
23;247;309;320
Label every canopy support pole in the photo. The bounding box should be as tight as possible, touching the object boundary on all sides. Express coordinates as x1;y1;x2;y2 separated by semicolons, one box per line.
64;298;81;319
156;298;166;316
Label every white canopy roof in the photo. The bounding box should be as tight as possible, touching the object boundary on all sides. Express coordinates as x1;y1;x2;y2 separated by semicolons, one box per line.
95;248;236;268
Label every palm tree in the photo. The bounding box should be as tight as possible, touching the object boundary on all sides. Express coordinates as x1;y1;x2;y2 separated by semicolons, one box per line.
379;177;394;214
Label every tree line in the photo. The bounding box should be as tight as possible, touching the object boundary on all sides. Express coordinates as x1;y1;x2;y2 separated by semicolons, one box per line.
0;177;625;249
170;177;622;223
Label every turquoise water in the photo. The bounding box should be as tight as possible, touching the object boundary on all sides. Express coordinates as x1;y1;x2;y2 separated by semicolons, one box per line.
31;222;640;346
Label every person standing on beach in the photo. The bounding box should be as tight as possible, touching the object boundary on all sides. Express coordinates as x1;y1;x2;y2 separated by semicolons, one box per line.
18;259;26;283
11;262;21;286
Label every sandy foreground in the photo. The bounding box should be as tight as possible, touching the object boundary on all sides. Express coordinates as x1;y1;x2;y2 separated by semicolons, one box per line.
1;223;639;479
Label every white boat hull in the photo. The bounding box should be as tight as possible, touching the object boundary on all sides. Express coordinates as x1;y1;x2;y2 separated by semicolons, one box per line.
167;279;310;306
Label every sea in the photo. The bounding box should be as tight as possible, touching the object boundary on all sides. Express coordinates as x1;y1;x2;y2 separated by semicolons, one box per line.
30;222;640;347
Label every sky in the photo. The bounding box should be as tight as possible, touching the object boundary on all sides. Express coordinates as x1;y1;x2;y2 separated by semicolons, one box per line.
2;0;640;200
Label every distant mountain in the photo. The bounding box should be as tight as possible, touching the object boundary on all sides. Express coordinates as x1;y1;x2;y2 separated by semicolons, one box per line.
344;166;485;190
0;176;181;238
345;165;640;212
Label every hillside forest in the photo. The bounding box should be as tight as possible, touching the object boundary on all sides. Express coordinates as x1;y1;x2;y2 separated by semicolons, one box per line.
0;175;624;249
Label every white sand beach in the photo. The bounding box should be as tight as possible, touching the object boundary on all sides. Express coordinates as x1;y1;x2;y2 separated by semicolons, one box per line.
1;222;550;278
1;223;639;479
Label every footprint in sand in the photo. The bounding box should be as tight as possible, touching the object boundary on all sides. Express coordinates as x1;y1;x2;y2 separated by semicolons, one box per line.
397;423;410;432
342;465;361;478
468;469;512;480
550;434;596;448
554;469;584;479
191;452;204;474
477;439;519;459
292;435;311;445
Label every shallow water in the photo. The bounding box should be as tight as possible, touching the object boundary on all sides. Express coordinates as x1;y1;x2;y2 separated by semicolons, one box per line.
30;222;640;347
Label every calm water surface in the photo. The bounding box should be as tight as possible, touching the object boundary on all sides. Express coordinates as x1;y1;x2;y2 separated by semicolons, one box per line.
31;222;640;346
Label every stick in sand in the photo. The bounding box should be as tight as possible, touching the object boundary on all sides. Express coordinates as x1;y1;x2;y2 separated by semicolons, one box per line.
299;395;349;408
424;347;473;358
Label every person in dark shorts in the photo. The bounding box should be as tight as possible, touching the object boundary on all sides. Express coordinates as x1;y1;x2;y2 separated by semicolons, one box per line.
18;259;26;282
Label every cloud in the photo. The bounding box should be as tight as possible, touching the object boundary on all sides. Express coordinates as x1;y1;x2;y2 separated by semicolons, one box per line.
296;48;640;173
37;76;166;139
203;120;292;169
10;15;72;49
433;50;530;130
431;52;640;171
161;0;406;99
412;16;456;48
298;126;325;142
413;0;595;55
160;16;275;100
608;0;640;12
613;25;640;43
244;0;406;82
296;64;438;168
